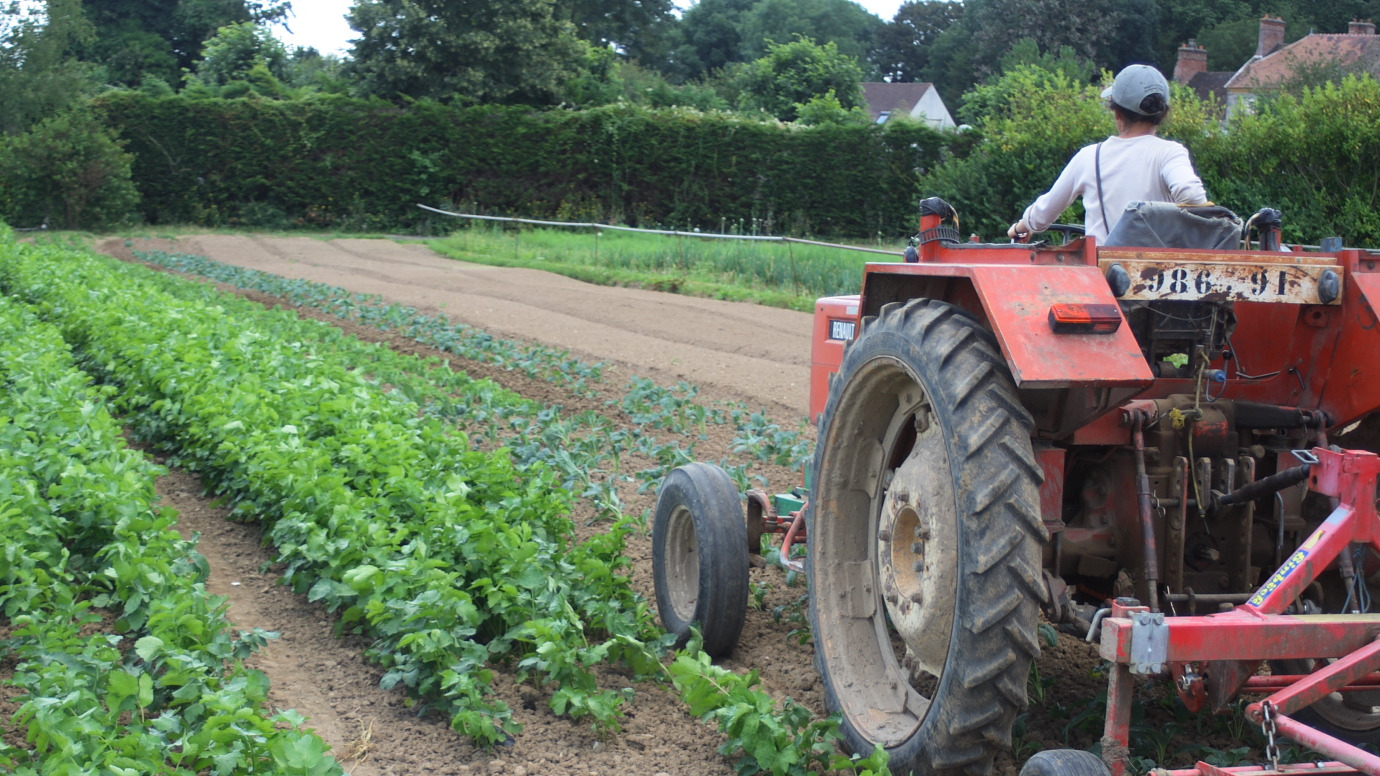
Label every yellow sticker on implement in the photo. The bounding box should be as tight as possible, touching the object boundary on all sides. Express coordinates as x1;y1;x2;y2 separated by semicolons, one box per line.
1249;548;1309;608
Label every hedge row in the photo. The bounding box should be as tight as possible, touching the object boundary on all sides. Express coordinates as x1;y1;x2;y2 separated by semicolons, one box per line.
96;93;949;237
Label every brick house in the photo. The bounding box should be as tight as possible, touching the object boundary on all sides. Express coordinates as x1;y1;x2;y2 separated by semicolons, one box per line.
1173;16;1380;121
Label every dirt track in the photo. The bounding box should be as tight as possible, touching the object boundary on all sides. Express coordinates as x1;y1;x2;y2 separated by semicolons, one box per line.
93;235;1137;776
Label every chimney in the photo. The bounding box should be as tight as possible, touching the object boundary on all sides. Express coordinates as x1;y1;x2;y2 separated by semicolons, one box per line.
1350;18;1376;35
1174;41;1208;83
1257;15;1285;57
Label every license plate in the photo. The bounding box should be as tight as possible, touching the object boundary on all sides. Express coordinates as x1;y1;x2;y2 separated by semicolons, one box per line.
829;319;857;341
1100;259;1342;304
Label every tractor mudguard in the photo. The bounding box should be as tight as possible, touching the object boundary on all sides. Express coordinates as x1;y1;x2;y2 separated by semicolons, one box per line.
861;262;1155;390
1320;263;1380;426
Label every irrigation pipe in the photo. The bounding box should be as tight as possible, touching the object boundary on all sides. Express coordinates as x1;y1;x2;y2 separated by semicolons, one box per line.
416;203;905;258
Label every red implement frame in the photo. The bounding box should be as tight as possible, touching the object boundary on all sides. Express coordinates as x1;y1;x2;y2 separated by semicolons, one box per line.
745;490;809;573
1099;447;1380;776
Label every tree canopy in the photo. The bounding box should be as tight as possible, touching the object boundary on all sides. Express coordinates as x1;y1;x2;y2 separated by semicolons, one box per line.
0;0;99;135
730;36;866;122
78;0;289;86
345;0;586;104
872;0;963;83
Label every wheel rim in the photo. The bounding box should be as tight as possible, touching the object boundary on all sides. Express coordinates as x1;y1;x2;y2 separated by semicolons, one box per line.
1314;692;1380;732
1287;658;1380;734
664;504;700;621
812;355;959;746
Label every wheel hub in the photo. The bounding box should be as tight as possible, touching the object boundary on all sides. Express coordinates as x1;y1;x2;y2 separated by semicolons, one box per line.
877;442;955;678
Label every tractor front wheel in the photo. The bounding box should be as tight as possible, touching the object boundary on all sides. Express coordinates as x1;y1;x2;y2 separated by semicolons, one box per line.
808;299;1046;776
653;462;749;657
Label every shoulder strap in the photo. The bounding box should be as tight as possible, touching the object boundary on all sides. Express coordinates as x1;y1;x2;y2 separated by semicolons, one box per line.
1095;142;1108;232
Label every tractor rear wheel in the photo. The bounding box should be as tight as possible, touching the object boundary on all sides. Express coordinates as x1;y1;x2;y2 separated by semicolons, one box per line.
653;462;749;657
808;299;1046;776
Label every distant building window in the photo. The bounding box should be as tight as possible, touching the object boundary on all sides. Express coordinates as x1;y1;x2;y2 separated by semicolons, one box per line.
875;111;891;124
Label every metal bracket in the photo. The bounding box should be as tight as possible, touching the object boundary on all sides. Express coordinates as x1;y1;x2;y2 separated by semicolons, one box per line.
1130;611;1169;674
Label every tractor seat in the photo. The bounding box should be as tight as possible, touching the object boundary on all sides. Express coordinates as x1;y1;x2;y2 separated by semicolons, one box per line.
1103;201;1242;250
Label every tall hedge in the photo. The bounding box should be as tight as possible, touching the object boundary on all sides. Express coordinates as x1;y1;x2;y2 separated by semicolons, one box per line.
96;92;950;237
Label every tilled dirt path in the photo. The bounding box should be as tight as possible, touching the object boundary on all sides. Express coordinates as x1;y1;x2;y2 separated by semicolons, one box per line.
94;235;1117;776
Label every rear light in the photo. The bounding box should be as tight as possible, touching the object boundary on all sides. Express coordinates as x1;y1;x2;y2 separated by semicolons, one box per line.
1048;303;1122;334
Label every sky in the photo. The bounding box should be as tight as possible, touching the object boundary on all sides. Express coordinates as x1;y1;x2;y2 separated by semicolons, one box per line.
271;0;908;56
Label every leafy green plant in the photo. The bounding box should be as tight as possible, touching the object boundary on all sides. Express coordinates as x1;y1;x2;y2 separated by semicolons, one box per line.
0;275;341;774
0;234;660;747
669;633;891;776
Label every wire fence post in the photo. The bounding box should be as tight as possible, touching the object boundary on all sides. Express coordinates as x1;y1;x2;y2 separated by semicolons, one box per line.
788;240;801;294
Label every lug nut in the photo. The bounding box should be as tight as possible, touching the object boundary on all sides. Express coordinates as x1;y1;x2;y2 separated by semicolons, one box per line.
911;542;924;553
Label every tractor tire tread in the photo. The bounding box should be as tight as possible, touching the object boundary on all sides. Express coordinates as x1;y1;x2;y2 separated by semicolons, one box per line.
811;300;1044;776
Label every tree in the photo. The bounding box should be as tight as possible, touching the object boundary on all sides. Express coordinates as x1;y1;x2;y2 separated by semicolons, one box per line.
77;0;289;86
730;36;865;122
667;0;882;82
560;0;676;60
187;21;288;87
0;0;100;136
872;0;964;83
281;48;350;94
1102;0;1160;69
738;0;883;65
967;0;1123;78
346;0;585;104
668;0;757;80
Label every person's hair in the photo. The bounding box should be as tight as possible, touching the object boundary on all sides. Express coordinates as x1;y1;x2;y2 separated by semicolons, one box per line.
1113;92;1169;126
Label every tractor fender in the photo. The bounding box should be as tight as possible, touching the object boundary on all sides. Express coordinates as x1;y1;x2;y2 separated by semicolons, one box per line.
1319;255;1380;426
860;262;1154;390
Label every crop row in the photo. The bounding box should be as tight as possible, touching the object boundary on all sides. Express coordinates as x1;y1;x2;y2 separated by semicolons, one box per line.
0;284;341;774
434;225;879;309
16;237;879;774
133;249;814;477
0;236;660;745
132;248;606;395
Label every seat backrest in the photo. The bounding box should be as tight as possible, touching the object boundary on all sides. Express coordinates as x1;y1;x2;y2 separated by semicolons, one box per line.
1104;201;1242;249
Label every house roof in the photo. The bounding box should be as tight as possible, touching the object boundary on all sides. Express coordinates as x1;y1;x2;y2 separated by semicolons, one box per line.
1186;70;1233;109
1227;33;1380;90
861;82;936;120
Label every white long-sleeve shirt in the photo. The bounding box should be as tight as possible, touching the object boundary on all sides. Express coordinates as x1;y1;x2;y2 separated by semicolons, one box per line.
1020;134;1208;242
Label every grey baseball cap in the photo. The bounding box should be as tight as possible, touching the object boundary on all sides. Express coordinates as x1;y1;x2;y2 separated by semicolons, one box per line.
1102;64;1170;115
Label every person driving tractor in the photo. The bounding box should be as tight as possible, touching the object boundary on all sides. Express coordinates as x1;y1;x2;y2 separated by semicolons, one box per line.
1007;64;1210;242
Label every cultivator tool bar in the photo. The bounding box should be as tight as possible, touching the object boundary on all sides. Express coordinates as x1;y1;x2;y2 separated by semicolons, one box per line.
1101;448;1380;776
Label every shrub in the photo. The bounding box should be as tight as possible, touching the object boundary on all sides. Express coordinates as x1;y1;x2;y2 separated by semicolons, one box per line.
1193;74;1380;246
0;105;139;229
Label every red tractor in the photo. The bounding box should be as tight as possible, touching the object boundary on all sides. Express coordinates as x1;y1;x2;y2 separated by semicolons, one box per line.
651;198;1380;776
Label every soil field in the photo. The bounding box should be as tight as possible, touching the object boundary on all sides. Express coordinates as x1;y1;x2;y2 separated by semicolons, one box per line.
88;235;1203;775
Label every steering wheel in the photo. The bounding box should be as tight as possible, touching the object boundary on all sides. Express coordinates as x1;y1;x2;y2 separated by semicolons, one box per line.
1012;223;1085;245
